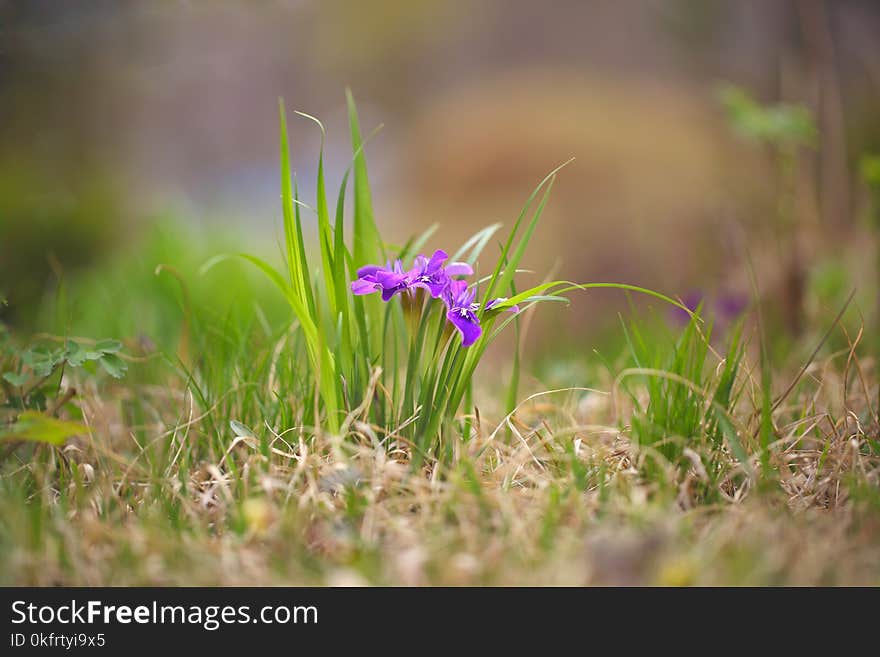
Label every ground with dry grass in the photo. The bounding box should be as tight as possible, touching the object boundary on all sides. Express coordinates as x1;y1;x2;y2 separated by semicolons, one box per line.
2;332;877;587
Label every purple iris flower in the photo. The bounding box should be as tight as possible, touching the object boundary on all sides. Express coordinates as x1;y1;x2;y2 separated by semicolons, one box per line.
409;250;473;298
442;280;482;347
350;250;473;302
350;259;410;301
351;248;518;348
442;279;519;347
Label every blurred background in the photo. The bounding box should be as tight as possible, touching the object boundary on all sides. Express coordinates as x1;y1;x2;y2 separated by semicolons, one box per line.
2;0;879;366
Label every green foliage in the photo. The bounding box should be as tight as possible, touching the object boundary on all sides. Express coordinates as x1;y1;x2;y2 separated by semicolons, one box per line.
0;411;84;446
207;94;552;459
860;153;880;191
3;337;126;386
860;153;880;229
1;325;125;448
622;311;748;501
213;94;693;464
718;84;817;149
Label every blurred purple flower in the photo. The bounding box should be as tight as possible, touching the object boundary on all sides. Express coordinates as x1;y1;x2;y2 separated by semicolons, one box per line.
716;293;748;321
671;290;748;329
671;291;705;324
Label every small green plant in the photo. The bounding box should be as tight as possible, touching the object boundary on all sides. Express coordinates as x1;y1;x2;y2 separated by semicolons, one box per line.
719;83;817;337
209;92;685;464
859;153;880;384
718;84;817;150
1;323;126;447
621;310;748;503
860;153;880;228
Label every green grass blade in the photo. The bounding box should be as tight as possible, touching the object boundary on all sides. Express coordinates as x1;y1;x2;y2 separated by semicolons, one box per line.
345;89;384;267
278;100;309;305
487;177;556;310
480;159;573;311
296;110;337;316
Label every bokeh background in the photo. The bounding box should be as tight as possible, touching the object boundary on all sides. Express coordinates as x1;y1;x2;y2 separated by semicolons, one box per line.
2;0;880;366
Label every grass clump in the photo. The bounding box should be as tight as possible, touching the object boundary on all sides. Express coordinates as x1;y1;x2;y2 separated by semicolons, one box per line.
621;312;748;504
205;93;682;465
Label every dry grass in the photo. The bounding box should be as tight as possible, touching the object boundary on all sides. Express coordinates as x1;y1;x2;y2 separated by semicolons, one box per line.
2;337;878;587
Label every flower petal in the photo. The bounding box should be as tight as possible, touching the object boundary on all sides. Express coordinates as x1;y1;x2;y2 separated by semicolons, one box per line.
442;279;467;308
426;249;448;273
447;309;482;347
425;276;448;298
375;270;407;288
356;264;383;279
444;261;473;277
412;255;429;273
351;278;379;295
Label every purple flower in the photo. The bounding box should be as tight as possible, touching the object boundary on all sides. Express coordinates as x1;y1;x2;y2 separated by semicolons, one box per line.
350;250;473;302
443;280;482;347
442;279;519;347
351;259;410;301
716;293;748;321
671;291;705;325
409;250;473;298
350;247;518;348
670;289;748;330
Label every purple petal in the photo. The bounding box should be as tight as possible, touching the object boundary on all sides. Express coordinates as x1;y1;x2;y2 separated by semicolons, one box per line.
426;277;448;298
412;277;447;299
351;278;379;295
443;279;467;308
460;285;476;308
426;250;448;273
375;270;407;288
356;264;383;279
444;261;473;277
447;310;482;347
412;255;429;274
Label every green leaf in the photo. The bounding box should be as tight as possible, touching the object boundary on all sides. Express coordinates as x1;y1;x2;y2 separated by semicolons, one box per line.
64;341;89;367
98;353;127;379
346;89;384;267
23;347;62;378
718;83;816;148
94;339;123;354
230;419;255;437
480;159;573;312
451;223;502;266
0;411;85;445
278;99;315;314
295;110;338;316
2;372;27;387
